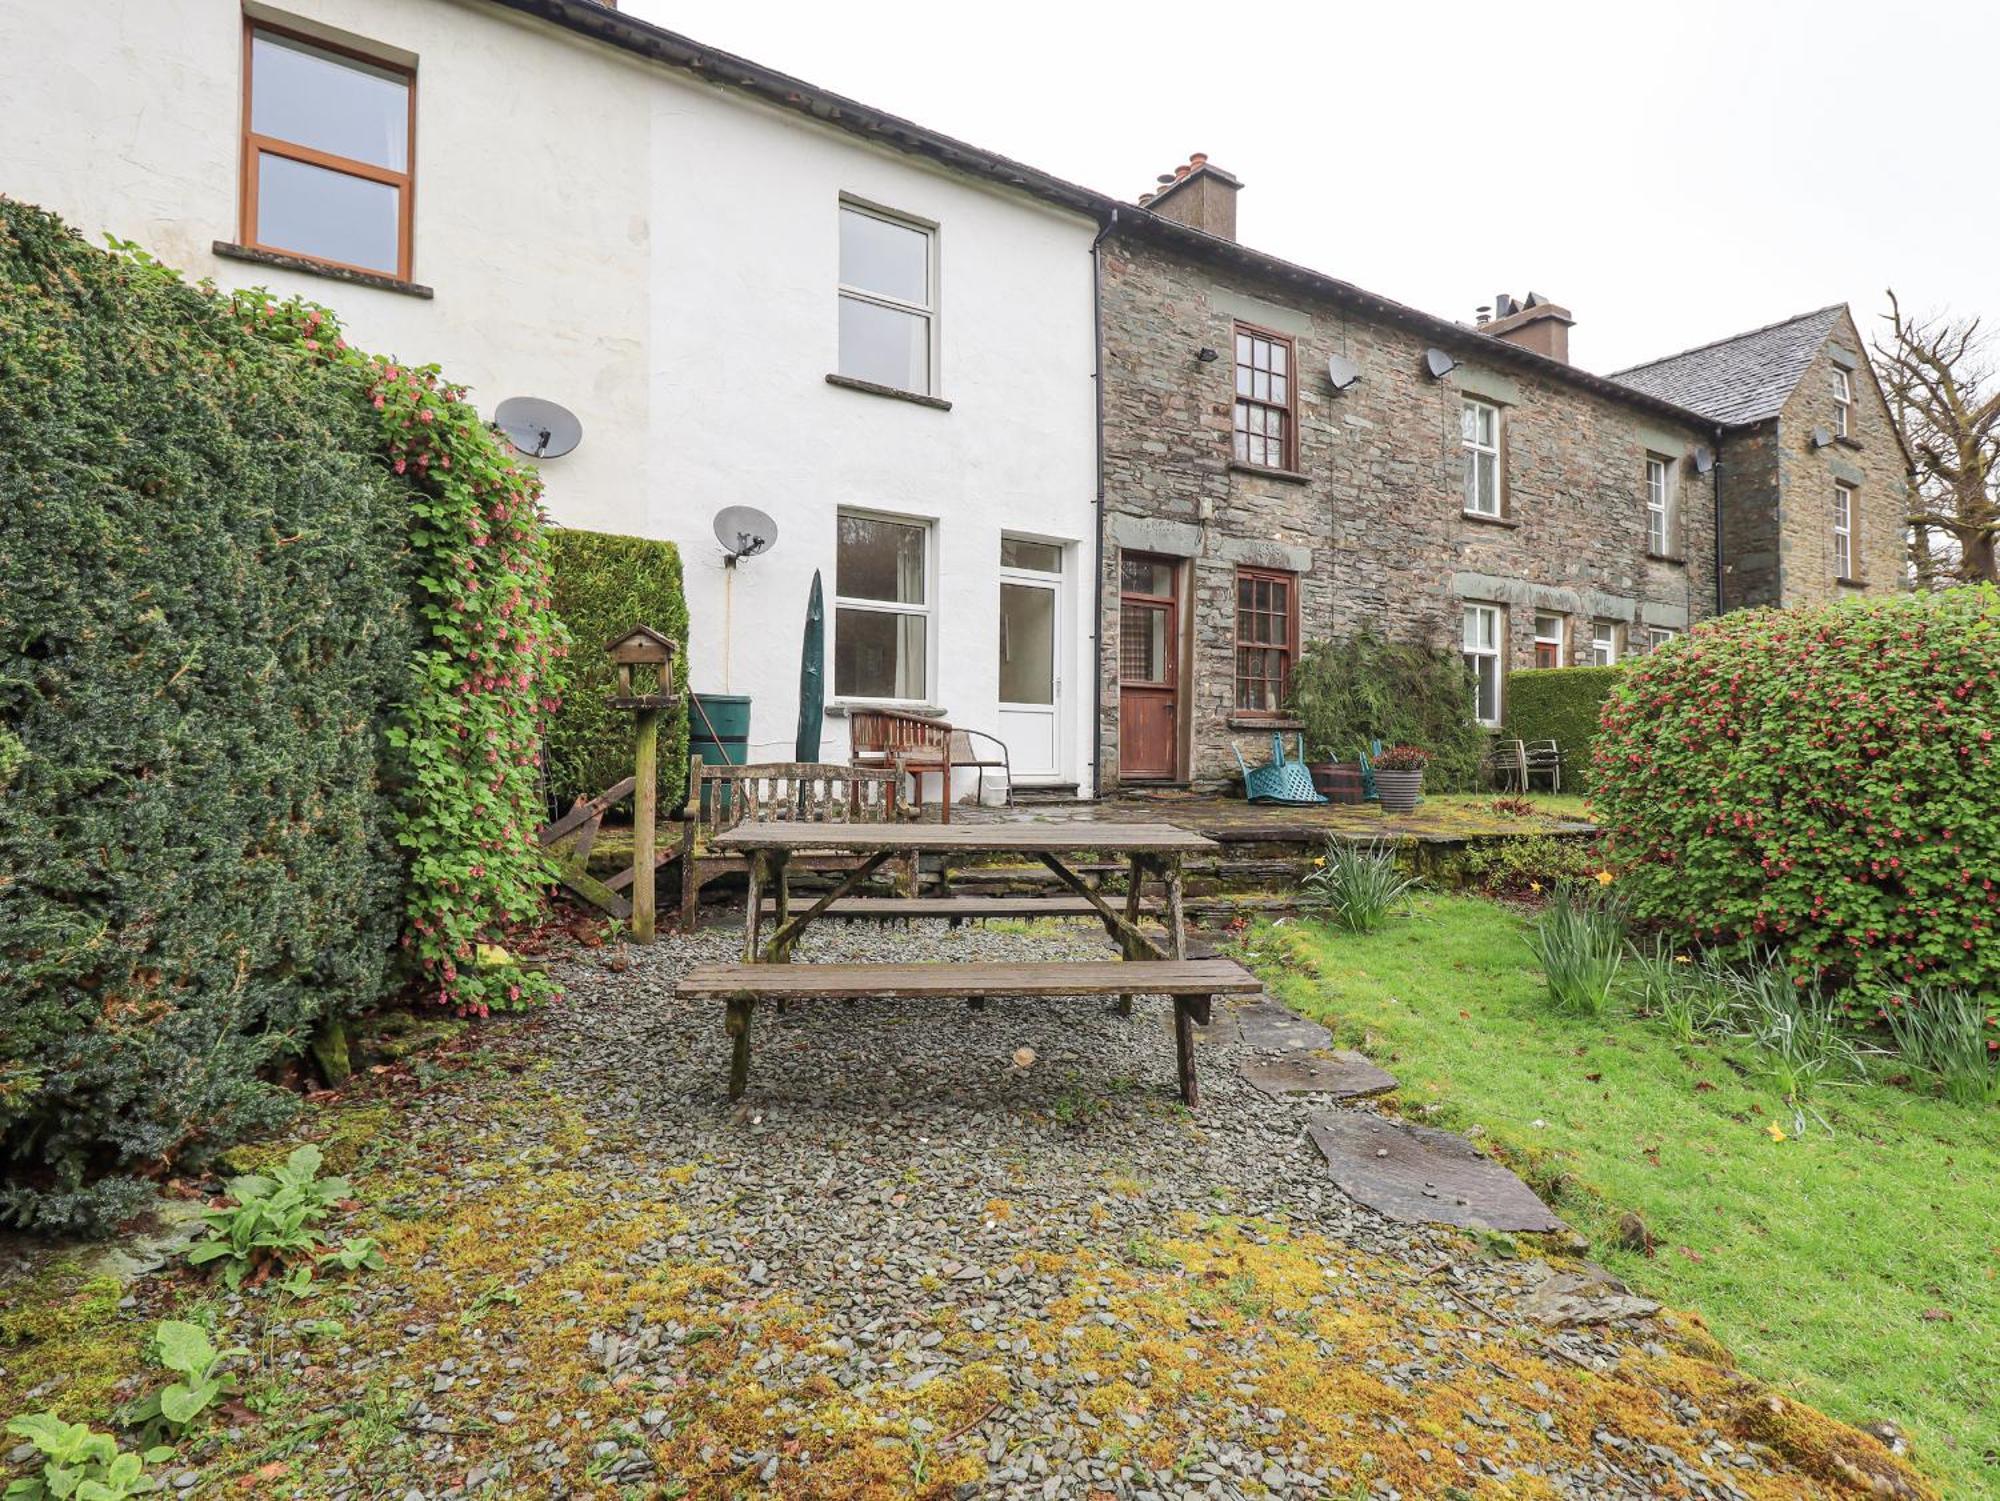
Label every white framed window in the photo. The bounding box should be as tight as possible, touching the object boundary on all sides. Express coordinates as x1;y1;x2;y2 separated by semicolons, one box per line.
1462;603;1504;726
837;200;935;395
1646;455;1675;555
1589;618;1618;667
1461;399;1501;516
834;510;932;702
1532;612;1566;669
1834;368;1854;438
1834;482;1855;579
1641;626;1678;654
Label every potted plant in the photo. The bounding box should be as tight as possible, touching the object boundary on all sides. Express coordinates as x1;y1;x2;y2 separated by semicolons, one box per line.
1372;744;1429;814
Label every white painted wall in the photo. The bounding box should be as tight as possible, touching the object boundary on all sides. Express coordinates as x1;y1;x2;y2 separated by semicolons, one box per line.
1;0;1100;796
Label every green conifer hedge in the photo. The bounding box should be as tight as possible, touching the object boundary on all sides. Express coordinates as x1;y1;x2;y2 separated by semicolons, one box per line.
544;530;691;812
1505;665;1622;792
0;202;412;1231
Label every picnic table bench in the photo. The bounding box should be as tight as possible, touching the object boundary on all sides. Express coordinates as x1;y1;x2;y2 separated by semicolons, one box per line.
755;894;1164;925
684;821;1256;1106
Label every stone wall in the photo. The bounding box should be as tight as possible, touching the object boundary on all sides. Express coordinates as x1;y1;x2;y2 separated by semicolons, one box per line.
1771;310;1911;603
1097;235;1715;790
1717;421;1781;612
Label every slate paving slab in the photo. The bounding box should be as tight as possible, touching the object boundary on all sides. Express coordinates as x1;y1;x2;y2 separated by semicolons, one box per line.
1306;1108;1567;1233
1239;1050;1397;1099
1232;997;1332;1051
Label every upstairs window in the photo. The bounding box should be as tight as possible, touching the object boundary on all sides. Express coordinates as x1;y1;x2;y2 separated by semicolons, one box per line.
838;202;934;395
1234;567;1297;713
242;24;414;279
1645;455;1675;554
1589;618;1618;667
1834;482;1855;579
1533;612;1566;669
1232;326;1295;470
1462;603;1504;726
1461;399;1501;516
1834;368;1854;438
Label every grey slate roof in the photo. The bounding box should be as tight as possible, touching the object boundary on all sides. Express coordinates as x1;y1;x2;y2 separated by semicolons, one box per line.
1609;306;1846;427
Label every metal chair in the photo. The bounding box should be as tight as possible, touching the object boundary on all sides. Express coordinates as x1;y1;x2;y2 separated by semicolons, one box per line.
1481;737;1529;791
1523;739;1563;793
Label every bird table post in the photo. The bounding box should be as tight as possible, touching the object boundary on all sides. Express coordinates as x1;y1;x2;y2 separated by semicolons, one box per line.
605;625;681;944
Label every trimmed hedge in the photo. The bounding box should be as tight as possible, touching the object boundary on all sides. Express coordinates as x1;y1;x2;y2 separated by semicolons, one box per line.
0;202;412;1231
543;530;691;811
1594;590;2000;998
1287;631;1489;792
1506;665;1622;792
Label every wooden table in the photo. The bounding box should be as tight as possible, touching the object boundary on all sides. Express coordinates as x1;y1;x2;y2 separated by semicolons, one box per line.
690;821;1246;1104
713;821;1216;970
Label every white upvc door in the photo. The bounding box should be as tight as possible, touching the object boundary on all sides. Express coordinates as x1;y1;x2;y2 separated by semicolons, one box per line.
997;541;1064;783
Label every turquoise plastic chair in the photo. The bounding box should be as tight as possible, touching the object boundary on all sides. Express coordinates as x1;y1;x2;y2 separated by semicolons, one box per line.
1232;733;1328;806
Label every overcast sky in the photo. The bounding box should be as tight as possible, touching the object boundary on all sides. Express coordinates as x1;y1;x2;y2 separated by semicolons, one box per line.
624;0;1995;373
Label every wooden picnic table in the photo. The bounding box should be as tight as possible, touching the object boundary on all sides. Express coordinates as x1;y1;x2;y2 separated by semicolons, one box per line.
711;821;1215;968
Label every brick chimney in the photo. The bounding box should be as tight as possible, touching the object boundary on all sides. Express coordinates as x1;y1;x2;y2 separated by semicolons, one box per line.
1139;153;1241;242
1480;291;1574;364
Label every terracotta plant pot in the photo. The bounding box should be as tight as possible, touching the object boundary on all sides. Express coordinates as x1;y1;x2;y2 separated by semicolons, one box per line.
1375;768;1424;814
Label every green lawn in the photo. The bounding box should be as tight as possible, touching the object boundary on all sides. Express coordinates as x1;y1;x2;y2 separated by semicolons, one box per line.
1254;894;1999;1498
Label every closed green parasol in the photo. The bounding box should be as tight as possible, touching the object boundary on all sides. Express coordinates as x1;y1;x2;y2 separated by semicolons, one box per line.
795;569;825;761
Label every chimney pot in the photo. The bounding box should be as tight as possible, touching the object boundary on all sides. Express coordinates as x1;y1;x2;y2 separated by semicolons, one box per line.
1189;151;1208;167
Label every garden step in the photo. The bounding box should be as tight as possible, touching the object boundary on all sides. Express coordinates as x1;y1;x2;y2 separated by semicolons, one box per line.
1306;1110;1565;1234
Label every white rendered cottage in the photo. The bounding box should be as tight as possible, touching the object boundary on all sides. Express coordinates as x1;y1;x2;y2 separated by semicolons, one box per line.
1;0;1110;796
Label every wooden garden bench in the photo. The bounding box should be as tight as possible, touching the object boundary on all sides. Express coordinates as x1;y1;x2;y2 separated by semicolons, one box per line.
677;957;1261;1105
848;707;1011;822
755;894;1164;925
674;758;904;932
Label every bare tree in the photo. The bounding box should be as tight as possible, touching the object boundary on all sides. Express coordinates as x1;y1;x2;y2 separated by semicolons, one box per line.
1874;291;2000;585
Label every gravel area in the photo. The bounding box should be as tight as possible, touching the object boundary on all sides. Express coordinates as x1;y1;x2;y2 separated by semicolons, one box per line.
6;918;1903;1500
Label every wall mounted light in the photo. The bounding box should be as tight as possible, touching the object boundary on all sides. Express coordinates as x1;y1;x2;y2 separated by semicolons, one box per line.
1195;347;1220;365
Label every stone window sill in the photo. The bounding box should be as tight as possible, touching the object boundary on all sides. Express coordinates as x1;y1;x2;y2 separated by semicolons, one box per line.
1227;714;1303;731
1836;576;1869;590
825;373;952;411
1228;461;1310;485
1460;509;1521;529
1835;435;1864;451
213;241;434;299
1647;551;1688;567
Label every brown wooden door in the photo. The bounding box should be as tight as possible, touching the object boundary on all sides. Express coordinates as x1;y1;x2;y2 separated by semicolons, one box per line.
1118;554;1180;780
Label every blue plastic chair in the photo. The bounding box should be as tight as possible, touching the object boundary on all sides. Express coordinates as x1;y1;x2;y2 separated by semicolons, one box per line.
1232;733;1328;806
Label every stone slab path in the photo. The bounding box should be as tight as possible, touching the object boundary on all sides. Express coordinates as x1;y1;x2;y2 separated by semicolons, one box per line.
1305;1110;1568;1235
1238;1051;1398;1101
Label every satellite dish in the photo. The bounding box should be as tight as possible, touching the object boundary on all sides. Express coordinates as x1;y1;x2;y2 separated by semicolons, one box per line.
1809;426;1834;449
1326;353;1361;392
713;505;778;563
493;397;582;459
1424;347;1458;380
1691;445;1716;474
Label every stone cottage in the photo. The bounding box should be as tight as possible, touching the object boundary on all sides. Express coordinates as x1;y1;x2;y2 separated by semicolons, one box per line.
1094;157;1910;789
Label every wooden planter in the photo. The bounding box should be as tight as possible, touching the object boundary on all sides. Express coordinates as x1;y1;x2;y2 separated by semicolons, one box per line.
1375;769;1424;814
1309;761;1366;804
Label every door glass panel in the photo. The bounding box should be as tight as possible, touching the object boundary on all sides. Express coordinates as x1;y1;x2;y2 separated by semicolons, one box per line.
836;514;926;603
1001;537;1062;573
251;30;409;170
999;584;1056;705
1119;603;1169;684
1120;557;1175;597
256;152;399;272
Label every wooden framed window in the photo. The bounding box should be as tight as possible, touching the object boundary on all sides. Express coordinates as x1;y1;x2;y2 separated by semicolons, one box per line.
1462;602;1503;726
1533;612;1566;669
1833;482;1855;580
1645;455;1676;554
838;200;935;395
1834;368;1854;438
241;22;415;280
1232;325;1295;470
1461;399;1501;515
834;510;932;702
1234;567;1297;713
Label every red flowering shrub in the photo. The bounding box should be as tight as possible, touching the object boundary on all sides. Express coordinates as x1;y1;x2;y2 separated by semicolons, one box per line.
1593;588;2000;1000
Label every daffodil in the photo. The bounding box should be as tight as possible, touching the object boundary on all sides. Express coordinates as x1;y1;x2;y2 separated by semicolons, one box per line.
1595;870;1616;887
1765;1123;1787;1143
1673;954;1692;965
1529;881;1543;894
